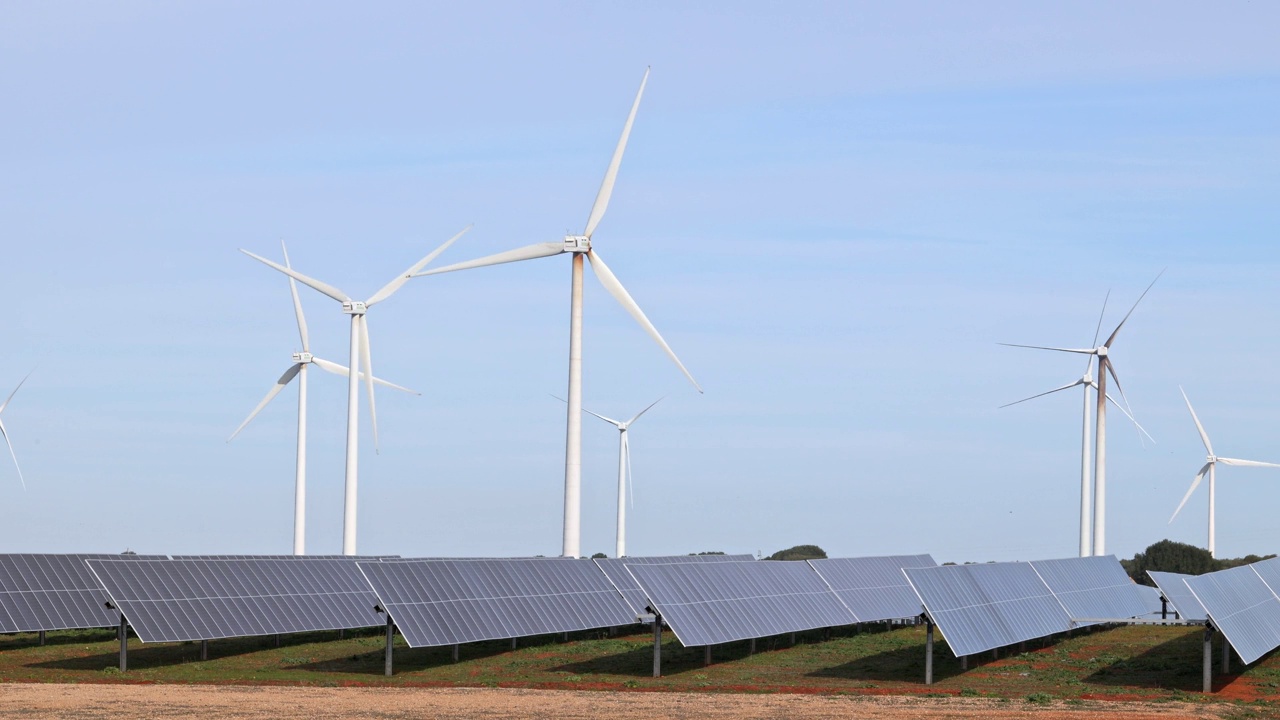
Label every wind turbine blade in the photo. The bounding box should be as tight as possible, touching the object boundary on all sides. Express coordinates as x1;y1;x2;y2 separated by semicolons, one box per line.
412;242;565;277
228;363;302;441
241;250;351;304
1169;463;1211;523
366;225;473;306
550;394;621;425
583;67;649;239
0;371;33;416
1104;269;1164;348
311;357;419;395
1179;386;1214;457
1104;392;1156;445
998;380;1085;409
0;418;24;490
588;250;702;393
997;343;1096;355
1090;290;1111;349
1104;359;1137;425
626;397;665;425
281;240;310;352
359;316;379;453
1218;457;1280;469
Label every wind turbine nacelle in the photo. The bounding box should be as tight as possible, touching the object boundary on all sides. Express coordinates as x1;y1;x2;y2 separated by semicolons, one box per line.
563;235;591;253
292;352;314;363
342;301;368;315
1096;346;1108;357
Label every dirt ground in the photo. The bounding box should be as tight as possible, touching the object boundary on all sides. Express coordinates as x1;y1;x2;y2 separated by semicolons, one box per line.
0;684;1235;719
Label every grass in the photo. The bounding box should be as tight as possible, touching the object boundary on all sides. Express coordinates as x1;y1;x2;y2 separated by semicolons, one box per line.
0;622;1274;707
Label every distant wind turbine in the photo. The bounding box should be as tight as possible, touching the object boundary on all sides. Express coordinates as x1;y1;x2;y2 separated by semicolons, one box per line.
1169;387;1280;558
559;395;663;558
240;226;469;555
414;69;701;558
0;372;31;489
228;240;418;556
1001;292;1154;557
1001;271;1161;555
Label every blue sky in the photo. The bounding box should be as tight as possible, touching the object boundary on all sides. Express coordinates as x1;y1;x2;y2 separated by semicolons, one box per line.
1;2;1278;562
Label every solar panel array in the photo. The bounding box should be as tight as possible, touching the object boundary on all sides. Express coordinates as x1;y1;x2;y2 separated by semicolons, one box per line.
808;554;937;622
0;554;165;633
87;558;383;643
626;560;857;647
594;554;755;617
1028;555;1151;626
357;558;636;648
1147;571;1208;621
1185;562;1280;665
904;561;1072;658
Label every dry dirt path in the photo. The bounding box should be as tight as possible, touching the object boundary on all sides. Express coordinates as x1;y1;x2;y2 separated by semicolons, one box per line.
0;684;1234;719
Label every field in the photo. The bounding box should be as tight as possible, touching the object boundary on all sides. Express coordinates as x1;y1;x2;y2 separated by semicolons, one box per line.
0;623;1278;717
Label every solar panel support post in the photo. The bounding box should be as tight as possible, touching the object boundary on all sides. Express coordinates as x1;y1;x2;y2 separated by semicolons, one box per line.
200;640;207;661
652;613;662;678
704;645;712;666
749;638;756;655
511;638;517;650
1203;625;1214;693
452;644;459;663
924;617;934;685
960;655;967;670
383;615;395;677
1222;636;1230;674
118;615;127;672
37;631;44;646
1161;597;1168;620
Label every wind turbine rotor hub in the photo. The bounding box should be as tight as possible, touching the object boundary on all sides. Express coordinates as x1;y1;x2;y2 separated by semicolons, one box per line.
1096;346;1108;357
292;352;314;363
1082;373;1092;383
563;235;591;253
342;301;368;315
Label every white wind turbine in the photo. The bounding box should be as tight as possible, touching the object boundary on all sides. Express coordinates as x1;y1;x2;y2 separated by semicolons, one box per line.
1001;272;1161;555
228;241;417;556
0;372;31;489
240;226;469;555
1169;387;1280;558
1001;292;1155;557
413;69;701;558
561;396;663;558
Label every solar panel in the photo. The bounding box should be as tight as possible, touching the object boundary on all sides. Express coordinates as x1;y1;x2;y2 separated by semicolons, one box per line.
595;554;755;617
1185;563;1280;665
1245;557;1280;598
1139;584;1165;617
1147;571;1208;621
626;560;857;647
172;555;398;560
1028;556;1151;625
356;558;636;648
807;554;936;622
904;562;1072;658
86;558;383;643
0;554;164;633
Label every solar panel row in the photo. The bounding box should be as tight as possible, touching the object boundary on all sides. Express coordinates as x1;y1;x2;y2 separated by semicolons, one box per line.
1028;556;1152;627
626;560;857;647
1185;560;1280;665
87;558;382;643
0;554;167;634
594;554;755;617
357;558;636;648
1147;570;1208;621
808;554;937;622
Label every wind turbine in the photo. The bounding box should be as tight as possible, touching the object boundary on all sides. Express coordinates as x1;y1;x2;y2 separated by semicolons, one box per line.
413;69;702;558
1001;271;1161;555
240;226;469;555
560;395;663;558
1169;387;1280;558
1001;292;1154;557
228;241;417;555
0;372;31;489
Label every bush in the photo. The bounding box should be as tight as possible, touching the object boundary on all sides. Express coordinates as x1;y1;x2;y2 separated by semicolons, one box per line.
766;545;827;561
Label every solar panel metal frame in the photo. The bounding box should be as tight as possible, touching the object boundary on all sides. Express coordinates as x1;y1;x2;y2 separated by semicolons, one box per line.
1185;563;1280;665
87;557;384;643
1027;555;1151;626
904;561;1072;658
356;557;637;648
807;554;937;622
594;554;756;617
0;554;165;633
625;560;858;647
1147;570;1208;621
